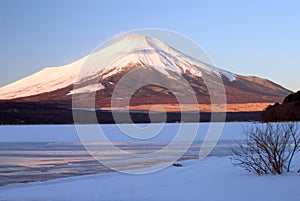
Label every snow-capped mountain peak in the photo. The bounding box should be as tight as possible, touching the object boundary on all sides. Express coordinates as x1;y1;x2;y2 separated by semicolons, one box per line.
84;34;234;82
0;33;287;103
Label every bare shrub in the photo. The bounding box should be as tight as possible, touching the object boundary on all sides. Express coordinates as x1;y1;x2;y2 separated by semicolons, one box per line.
230;122;300;175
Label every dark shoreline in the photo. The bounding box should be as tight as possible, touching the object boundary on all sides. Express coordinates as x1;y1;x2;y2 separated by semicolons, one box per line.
0;102;263;124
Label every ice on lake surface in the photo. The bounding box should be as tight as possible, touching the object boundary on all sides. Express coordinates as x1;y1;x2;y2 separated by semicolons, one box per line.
0;122;255;186
0;122;249;142
0;141;235;186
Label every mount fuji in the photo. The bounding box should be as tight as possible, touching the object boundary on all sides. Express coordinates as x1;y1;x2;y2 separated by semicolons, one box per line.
0;34;291;114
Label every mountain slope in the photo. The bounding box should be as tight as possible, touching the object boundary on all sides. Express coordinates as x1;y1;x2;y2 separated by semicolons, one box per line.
0;34;291;110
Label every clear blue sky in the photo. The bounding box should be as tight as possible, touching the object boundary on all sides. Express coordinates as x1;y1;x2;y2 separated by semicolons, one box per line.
0;0;299;91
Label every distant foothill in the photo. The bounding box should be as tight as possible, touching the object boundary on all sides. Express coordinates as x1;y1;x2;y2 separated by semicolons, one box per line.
263;90;300;121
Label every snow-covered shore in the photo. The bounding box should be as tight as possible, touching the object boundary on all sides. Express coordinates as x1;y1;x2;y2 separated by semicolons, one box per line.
1;156;299;201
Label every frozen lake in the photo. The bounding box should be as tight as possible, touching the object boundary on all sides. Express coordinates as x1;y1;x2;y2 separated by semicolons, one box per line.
0;122;256;186
0;122;251;142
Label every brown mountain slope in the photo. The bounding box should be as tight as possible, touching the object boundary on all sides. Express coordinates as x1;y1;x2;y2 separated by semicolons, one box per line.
7;65;290;112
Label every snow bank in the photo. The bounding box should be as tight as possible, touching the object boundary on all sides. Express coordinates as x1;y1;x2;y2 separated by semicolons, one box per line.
0;156;299;201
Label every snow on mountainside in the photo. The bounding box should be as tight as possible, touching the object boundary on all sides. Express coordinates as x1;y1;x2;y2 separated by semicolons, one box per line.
0;34;237;100
0;57;85;99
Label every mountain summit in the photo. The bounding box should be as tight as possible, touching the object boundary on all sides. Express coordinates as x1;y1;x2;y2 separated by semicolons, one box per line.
0;34;291;111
